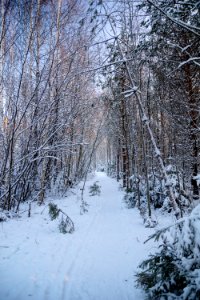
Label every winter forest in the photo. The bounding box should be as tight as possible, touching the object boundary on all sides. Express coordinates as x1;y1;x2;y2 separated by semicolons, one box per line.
0;0;200;299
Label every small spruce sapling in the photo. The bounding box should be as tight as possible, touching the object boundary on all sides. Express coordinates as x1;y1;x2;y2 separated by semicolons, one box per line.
136;204;200;299
58;215;74;234
59;216;68;234
49;203;60;220
124;187;136;209
80;201;89;214
48;203;75;234
89;181;101;196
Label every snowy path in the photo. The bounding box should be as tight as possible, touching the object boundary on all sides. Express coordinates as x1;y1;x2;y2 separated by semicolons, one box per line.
0;172;159;300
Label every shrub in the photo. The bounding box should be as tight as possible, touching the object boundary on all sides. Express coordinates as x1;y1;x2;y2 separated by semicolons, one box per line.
48;203;75;234
89;181;101;196
136;204;200;299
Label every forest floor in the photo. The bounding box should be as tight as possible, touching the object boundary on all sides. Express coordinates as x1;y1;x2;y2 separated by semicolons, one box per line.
0;172;175;300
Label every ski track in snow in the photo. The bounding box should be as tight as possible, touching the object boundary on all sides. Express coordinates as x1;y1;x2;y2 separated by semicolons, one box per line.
0;172;173;300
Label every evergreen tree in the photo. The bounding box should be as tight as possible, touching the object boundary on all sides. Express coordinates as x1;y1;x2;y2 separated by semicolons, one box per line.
48;203;75;234
89;181;101;196
136;204;200;299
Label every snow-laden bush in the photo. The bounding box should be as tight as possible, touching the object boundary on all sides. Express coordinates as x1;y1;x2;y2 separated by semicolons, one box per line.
129;165;190;213
0;212;7;222
0;210;21;222
128;173;165;211
123;187;137;209
89;181;101;196
107;162;118;178
136;204;200;299
49;171;74;197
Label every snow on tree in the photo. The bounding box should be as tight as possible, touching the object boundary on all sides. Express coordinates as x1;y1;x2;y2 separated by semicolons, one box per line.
136;204;200;299
89;181;101;196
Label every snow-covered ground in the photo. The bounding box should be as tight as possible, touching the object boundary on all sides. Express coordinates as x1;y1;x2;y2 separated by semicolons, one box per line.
0;172;174;300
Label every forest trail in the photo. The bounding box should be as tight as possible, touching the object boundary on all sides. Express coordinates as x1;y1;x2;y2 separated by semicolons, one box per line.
0;172;157;300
